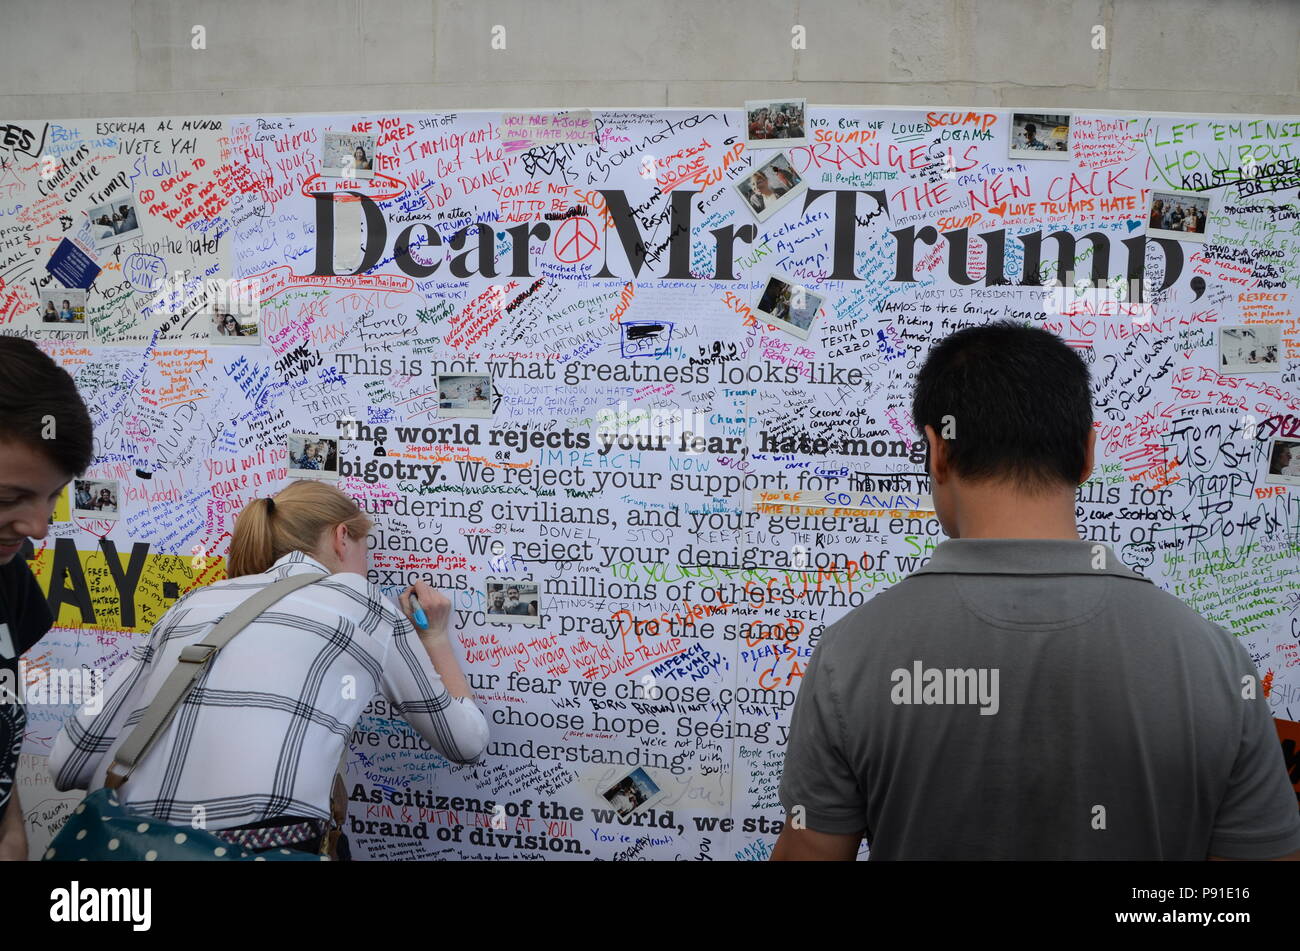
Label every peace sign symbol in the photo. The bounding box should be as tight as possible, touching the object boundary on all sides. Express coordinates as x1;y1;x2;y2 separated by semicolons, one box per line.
553;216;600;262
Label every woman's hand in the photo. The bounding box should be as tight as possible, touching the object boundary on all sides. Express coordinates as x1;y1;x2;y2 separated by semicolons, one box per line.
400;581;451;638
400;582;473;699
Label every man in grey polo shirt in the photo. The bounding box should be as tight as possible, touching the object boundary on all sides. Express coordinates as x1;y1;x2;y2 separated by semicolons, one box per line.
773;321;1300;860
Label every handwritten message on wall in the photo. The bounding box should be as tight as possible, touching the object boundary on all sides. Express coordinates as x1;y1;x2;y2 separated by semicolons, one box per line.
3;106;1299;860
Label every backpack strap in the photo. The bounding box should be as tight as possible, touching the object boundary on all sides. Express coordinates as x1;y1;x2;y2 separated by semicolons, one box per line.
105;572;326;790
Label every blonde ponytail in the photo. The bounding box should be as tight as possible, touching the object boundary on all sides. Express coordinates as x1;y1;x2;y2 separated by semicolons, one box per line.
227;480;373;577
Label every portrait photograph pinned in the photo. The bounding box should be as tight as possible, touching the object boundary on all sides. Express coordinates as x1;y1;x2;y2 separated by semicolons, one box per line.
322;131;377;180
744;98;808;150
73;479;120;519
287;433;340;480
1219;324;1280;373
209;308;261;345
37;289;86;325
1265;437;1300;487
437;373;493;418
733;151;806;222
485;579;541;626
599;767;664;818
1008;113;1071;160
88;197;143;249
1147;191;1210;242
31;288;90;340
754;272;824;340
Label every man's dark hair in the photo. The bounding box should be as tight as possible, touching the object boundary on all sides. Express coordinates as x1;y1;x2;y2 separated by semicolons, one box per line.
0;336;94;476
911;320;1092;491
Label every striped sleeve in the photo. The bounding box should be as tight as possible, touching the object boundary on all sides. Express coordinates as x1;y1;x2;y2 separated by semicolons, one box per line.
377;611;489;764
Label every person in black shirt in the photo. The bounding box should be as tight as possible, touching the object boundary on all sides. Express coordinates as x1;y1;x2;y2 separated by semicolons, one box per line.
0;337;93;861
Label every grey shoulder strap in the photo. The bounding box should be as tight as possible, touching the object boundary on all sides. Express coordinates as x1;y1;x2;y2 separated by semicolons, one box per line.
104;571;326;790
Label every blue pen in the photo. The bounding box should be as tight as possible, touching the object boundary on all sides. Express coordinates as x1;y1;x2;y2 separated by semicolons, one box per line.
412;605;428;628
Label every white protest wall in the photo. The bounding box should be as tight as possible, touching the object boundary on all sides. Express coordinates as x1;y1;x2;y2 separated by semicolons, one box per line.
3;105;1299;860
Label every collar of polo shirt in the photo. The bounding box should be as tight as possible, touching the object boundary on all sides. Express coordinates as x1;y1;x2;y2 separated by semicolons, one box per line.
910;538;1154;582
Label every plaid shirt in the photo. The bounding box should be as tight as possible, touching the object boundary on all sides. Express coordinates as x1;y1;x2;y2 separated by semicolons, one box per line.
49;551;488;829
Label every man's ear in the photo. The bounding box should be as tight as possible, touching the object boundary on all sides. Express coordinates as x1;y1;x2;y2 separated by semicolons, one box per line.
924;424;948;483
1079;428;1096;484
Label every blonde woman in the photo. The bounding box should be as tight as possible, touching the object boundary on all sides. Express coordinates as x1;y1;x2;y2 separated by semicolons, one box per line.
49;480;487;857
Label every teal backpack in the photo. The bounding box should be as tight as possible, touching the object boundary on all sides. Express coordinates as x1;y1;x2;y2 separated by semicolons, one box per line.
43;573;328;862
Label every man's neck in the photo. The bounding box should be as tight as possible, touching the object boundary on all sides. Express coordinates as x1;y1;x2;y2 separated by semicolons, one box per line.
951;482;1081;540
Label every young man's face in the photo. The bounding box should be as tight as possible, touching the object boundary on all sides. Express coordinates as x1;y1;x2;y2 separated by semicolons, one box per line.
0;439;71;564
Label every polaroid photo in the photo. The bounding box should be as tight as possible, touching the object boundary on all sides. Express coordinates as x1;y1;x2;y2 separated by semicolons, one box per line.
753;272;824;340
1265;437;1300;487
1147;191;1211;243
1219;324;1280;373
734;151;807;223
322;131;377;180
598;767;665;819
36;289;86;327
287;433;340;480
744;98;808;150
1008;113;1071;161
208;307;261;345
485;578;541;627
73;479;119;520
30;288;90;340
88;197;143;249
437;373;493;418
